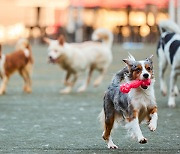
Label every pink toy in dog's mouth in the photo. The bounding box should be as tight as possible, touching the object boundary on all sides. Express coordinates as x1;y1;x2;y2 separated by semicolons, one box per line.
120;79;151;93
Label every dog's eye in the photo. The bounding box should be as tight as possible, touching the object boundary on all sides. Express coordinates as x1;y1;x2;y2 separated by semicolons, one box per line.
147;67;151;71
54;50;58;53
136;68;141;73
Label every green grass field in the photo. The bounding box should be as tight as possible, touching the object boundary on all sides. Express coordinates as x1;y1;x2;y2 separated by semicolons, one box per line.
0;43;179;153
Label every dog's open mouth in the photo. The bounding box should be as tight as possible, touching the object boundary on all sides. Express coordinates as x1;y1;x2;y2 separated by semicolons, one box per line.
141;85;148;89
48;57;57;63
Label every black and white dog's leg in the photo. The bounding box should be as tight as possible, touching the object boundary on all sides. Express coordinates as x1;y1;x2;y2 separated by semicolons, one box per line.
158;48;168;96
168;68;179;107
174;85;179;96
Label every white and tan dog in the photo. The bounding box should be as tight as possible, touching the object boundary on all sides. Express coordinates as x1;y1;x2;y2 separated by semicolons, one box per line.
0;38;33;95
44;28;113;93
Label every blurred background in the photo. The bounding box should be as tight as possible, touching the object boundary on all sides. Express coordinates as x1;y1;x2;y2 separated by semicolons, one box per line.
0;0;179;44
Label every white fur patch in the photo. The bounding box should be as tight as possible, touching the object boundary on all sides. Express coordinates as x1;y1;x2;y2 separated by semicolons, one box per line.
125;118;144;141
24;49;30;57
105;135;118;149
139;61;150;80
0;54;6;75
149;112;158;131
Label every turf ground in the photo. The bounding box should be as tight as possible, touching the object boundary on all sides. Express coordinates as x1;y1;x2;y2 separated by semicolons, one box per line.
0;43;179;153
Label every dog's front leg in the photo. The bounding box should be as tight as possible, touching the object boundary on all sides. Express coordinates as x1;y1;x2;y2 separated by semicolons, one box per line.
93;69;106;87
0;76;9;95
77;67;94;92
64;71;71;86
60;74;77;94
148;107;158;131
158;48;168;96
168;69;178;107
126;110;147;144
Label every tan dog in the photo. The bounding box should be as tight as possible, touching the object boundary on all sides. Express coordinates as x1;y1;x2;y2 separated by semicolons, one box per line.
44;28;113;94
0;38;33;95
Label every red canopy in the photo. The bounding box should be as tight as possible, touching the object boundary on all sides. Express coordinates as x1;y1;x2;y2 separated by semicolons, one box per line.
70;0;169;8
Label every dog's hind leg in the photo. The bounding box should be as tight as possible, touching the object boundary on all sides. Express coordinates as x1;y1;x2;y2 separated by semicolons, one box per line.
103;112;118;149
77;66;94;92
168;68;179;107
102;95;118;149
93;68;106;87
63;71;72;86
0;75;9;95
158;48;168;96
19;67;32;93
174;85;179;96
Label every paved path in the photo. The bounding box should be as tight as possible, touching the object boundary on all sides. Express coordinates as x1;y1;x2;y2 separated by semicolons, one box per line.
0;44;179;153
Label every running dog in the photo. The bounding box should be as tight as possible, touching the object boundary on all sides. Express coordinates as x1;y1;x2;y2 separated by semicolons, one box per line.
99;54;157;149
157;20;180;107
0;38;33;95
44;28;113;94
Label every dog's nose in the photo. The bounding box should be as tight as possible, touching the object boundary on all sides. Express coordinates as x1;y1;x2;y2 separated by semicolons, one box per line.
143;73;149;79
49;56;53;60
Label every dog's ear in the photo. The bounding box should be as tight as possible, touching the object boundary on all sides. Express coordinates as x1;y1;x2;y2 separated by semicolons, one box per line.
146;55;153;63
58;35;65;46
123;59;134;66
43;37;50;44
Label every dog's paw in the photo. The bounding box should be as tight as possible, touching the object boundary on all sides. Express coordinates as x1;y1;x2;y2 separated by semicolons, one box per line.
139;138;147;144
161;90;167;96
23;86;32;93
160;82;167;96
107;143;118;149
93;81;100;87
60;87;72;94
0;90;5;95
168;97;176;108
93;78;102;87
174;86;179;96
77;86;86;93
168;103;176;108
148;123;157;131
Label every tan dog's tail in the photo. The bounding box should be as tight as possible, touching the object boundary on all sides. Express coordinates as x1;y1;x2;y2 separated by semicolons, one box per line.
92;28;113;49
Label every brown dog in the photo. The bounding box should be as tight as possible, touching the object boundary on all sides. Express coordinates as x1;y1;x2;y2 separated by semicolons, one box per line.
0;38;33;95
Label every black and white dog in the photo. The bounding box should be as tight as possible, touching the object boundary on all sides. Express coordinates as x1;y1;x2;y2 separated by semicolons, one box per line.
99;55;157;149
157;20;180;107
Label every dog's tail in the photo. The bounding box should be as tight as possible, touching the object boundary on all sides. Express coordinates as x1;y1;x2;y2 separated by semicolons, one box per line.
158;19;180;35
92;28;113;49
98;109;105;129
16;38;33;63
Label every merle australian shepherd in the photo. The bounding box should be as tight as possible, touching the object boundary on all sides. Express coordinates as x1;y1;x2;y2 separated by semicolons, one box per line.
99;54;158;149
157;20;180;107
